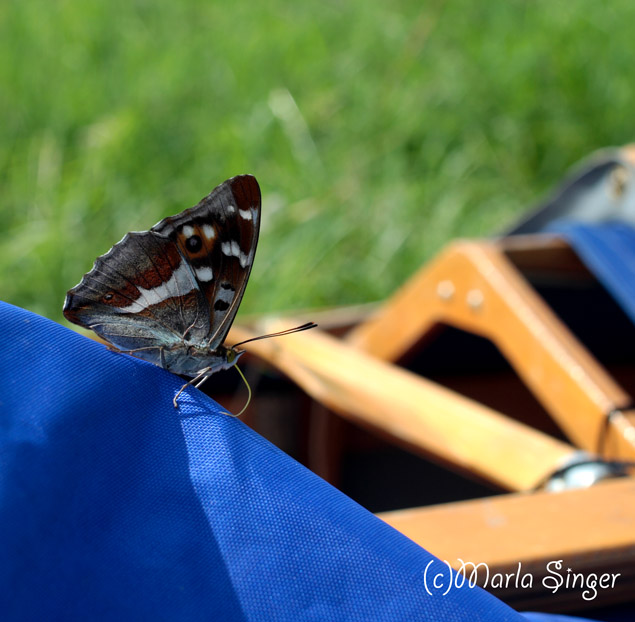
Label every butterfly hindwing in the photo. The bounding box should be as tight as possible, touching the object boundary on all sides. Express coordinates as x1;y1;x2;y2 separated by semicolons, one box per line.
63;231;208;359
151;174;261;348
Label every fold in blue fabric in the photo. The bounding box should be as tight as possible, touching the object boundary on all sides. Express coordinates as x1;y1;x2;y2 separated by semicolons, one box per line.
0;302;598;621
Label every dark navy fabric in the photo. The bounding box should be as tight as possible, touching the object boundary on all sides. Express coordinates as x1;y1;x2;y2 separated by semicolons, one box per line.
0;302;599;621
546;222;635;327
523;615;605;622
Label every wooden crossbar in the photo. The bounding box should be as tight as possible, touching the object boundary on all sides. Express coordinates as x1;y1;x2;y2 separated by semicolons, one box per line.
378;477;635;611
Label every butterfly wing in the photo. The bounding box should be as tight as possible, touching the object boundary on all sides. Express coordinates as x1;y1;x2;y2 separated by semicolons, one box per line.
63;230;208;362
151;174;261;349
64;175;260;361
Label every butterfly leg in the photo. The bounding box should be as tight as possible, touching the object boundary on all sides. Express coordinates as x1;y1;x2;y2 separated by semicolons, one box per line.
173;367;212;408
194;372;213;389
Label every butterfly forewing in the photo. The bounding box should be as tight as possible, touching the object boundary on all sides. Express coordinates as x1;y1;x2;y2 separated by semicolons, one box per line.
151;175;261;348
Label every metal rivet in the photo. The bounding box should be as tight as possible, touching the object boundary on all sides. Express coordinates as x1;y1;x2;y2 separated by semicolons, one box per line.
466;289;484;310
437;280;455;301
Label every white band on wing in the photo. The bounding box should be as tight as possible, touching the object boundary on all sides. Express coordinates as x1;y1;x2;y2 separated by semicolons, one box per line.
117;261;198;312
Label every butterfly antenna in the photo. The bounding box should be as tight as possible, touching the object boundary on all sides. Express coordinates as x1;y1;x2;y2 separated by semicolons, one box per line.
221;363;252;418
223;322;317;417
231;322;317;349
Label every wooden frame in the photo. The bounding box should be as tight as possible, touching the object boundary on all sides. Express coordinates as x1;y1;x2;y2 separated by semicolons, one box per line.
347;236;635;460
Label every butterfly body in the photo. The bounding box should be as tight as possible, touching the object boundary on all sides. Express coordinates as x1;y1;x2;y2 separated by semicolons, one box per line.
64;175;260;383
113;340;241;378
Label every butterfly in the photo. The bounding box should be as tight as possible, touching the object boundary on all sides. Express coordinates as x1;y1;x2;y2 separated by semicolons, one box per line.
63;174;314;408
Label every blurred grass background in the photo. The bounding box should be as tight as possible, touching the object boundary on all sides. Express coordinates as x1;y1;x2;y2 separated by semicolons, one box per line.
1;0;634;324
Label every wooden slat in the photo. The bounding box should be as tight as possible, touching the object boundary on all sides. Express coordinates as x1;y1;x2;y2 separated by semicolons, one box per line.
378;477;635;610
229;322;576;491
346;240;635;459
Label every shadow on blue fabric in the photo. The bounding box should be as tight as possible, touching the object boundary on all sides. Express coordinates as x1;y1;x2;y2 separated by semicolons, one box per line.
0;302;603;621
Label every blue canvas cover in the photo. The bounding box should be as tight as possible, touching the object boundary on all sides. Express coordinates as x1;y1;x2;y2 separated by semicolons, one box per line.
0;302;603;621
547;222;635;327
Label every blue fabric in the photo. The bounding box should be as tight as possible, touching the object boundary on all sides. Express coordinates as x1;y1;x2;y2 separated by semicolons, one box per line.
0;301;600;621
546;222;635;327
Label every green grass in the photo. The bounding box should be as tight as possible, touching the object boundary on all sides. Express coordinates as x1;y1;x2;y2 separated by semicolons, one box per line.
2;0;635;325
